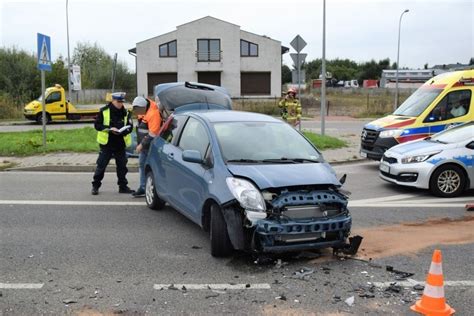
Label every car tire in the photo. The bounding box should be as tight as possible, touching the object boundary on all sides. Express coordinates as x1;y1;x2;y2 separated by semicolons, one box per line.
210;204;233;257
36;112;51;124
145;171;165;210
429;164;466;198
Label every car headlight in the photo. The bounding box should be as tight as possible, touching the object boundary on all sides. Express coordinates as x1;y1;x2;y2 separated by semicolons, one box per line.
401;151;441;164
379;129;403;138
226;177;266;212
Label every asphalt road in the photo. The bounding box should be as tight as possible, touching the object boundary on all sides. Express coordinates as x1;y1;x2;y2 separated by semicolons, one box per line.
1;162;473;315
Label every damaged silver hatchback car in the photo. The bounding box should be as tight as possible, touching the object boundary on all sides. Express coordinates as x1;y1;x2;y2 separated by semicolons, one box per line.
145;83;360;257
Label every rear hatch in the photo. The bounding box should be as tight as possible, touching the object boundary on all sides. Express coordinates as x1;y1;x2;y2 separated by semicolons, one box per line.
154;82;232;113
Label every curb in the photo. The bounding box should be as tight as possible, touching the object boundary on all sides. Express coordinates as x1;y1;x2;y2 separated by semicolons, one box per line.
3;159;372;172
5;165;139;173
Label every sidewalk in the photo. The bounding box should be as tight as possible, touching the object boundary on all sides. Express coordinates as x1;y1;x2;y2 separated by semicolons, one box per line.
0;139;364;172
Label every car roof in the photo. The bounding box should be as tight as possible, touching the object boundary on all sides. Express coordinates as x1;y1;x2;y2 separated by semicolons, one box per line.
178;110;282;123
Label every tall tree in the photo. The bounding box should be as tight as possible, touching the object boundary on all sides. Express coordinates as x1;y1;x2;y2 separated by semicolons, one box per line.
281;64;292;84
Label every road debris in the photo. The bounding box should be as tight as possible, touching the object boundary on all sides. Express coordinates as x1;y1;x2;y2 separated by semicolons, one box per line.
62;298;77;304
344;296;355;306
191;245;202;249
413;284;424;291
275;295;287;301
386;265;414;280
385;283;402;293
293;267;314;280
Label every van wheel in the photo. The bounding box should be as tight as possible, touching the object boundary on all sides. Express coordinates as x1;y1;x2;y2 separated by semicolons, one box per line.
210;204;233;257
36;113;51;124
429;164;466;197
145;171;165;210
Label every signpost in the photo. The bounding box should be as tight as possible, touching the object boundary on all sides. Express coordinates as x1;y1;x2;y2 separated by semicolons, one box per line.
37;33;52;147
290;35;307;131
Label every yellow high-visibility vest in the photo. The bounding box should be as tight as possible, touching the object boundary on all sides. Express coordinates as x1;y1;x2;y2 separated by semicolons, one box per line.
96;108;132;147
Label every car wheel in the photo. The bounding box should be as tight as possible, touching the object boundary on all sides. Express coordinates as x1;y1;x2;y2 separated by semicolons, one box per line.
429;164;466;197
210;204;233;257
145;171;165;210
36;113;51;124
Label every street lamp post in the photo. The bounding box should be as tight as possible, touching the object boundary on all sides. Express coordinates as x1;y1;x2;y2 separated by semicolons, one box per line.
394;9;409;110
66;0;72;103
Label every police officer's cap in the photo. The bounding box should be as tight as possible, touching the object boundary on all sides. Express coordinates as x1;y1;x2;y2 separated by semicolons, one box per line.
111;92;126;102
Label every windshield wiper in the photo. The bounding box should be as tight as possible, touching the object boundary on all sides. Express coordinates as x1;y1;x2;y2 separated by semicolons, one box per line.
226;159;261;163
262;157;320;164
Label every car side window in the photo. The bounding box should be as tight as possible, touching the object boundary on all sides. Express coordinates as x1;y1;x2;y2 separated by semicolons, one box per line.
46;92;61;104
178;117;210;158
160;115;186;144
424;90;471;123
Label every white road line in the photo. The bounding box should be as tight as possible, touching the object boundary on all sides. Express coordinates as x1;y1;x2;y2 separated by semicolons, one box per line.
153;283;271;290
349;203;466;208
0;283;44;289
0;200;145;206
373;279;474;288
349;194;416;204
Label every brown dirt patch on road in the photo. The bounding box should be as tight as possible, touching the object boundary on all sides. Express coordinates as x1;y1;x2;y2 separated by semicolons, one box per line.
353;216;474;259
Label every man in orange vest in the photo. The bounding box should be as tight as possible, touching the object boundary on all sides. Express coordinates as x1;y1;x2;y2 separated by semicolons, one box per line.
131;96;162;197
92;92;134;195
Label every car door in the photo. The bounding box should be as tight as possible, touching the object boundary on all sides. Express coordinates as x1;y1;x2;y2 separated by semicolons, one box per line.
422;89;472;135
45;91;65;119
169;116;211;222
466;141;474;189
153;115;187;202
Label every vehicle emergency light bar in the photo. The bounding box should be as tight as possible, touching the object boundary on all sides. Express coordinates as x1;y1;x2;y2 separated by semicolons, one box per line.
458;78;474;86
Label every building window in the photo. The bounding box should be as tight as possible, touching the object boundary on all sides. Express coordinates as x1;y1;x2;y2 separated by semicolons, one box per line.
159;40;177;57
197;39;221;62
240;40;258;57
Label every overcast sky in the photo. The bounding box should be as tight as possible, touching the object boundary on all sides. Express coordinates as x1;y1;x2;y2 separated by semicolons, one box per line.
1;0;473;71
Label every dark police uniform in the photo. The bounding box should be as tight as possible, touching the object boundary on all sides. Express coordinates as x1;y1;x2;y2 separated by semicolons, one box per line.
91;93;134;194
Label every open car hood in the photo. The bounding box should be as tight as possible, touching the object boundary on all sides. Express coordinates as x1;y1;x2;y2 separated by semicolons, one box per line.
154;82;232;113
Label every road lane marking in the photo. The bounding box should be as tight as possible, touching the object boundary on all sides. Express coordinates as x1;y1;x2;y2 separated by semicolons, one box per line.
373;279;474;288
153;283;271;290
0;283;44;289
349;194;416;204
349;203;466;208
0;200;144;206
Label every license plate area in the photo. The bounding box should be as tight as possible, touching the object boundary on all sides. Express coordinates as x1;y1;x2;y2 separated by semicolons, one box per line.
380;163;390;173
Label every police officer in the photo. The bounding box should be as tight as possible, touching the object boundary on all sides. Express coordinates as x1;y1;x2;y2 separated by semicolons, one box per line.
91;92;134;195
131;96;162;197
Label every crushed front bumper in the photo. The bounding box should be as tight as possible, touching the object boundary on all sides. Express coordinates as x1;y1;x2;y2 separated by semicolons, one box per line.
254;215;352;253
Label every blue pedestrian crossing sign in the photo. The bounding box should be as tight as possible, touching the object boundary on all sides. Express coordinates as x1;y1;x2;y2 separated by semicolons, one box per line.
37;33;52;72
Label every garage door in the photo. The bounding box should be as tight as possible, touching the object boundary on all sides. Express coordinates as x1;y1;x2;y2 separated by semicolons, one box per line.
241;72;271;95
147;73;177;96
197;72;221;86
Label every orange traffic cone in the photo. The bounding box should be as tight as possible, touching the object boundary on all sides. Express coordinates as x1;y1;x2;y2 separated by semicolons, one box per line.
410;249;455;315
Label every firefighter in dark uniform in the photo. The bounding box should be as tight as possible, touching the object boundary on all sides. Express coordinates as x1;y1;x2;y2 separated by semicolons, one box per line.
91;92;134;195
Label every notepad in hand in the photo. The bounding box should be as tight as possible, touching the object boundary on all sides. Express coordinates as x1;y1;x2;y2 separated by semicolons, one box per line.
117;125;131;133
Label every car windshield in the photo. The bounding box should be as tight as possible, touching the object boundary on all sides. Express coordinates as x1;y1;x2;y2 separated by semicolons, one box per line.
213;122;321;163
393;88;443;117
431;123;474;144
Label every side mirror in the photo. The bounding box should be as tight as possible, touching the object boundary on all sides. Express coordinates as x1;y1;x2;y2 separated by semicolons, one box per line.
339;174;347;185
182;150;203;164
466;142;474;150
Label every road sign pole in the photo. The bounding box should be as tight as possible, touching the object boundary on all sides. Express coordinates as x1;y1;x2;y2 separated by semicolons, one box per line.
41;70;46;147
297;53;301;131
321;0;326;136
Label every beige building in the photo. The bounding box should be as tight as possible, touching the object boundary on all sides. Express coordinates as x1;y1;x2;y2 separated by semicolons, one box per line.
129;16;287;98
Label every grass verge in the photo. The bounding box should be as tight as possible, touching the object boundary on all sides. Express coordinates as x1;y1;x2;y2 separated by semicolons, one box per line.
303;131;348;150
0;127;347;157
0;127;98;156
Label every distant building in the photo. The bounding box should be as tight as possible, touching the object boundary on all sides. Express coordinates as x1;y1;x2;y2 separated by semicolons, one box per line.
129;16;288;98
380;69;446;88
